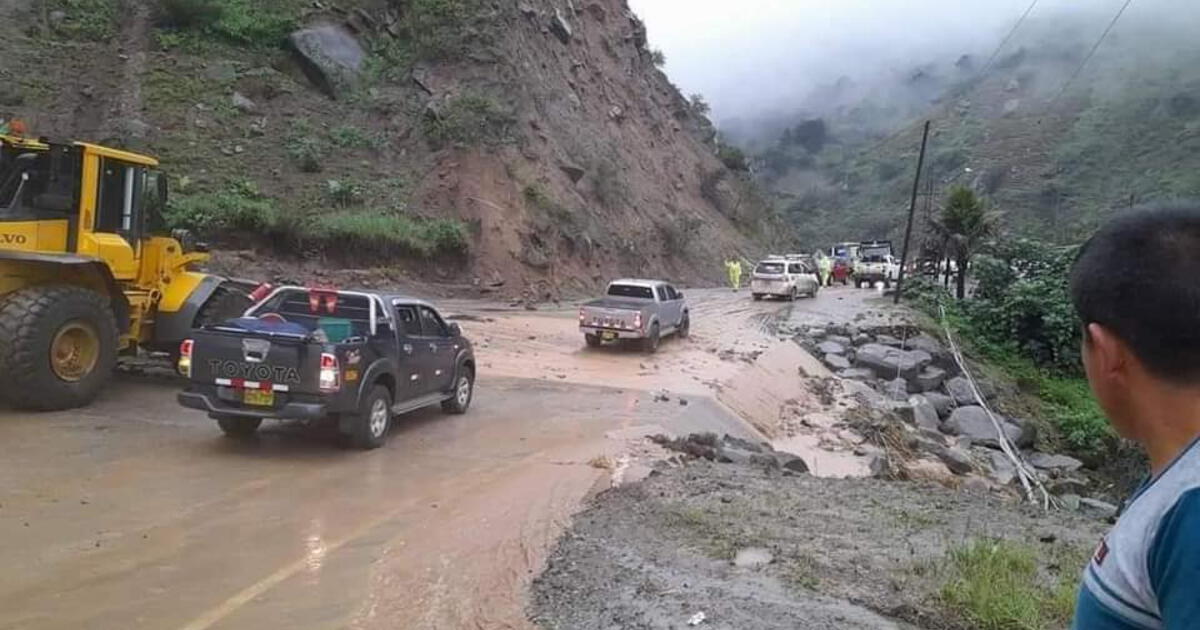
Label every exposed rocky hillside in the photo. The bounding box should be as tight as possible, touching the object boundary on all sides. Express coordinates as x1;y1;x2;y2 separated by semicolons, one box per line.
0;0;786;294
738;9;1200;248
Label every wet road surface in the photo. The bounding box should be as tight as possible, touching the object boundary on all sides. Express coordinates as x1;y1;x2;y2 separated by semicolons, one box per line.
0;286;887;629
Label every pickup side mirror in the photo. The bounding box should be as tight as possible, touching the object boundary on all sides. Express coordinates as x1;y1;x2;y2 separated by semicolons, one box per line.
676;291;685;299
448;322;462;337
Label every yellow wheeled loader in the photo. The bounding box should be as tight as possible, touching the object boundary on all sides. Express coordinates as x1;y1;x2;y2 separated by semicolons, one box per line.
0;132;253;410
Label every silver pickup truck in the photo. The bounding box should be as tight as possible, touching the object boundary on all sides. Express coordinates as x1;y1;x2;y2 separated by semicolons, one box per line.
578;279;690;353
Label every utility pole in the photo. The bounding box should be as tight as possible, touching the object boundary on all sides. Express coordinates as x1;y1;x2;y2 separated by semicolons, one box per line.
894;120;931;305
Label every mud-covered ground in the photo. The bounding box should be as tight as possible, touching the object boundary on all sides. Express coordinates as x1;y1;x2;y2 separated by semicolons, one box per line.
531;460;1105;630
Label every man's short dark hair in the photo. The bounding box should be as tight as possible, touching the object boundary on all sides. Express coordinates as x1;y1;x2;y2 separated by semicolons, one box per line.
1071;203;1200;382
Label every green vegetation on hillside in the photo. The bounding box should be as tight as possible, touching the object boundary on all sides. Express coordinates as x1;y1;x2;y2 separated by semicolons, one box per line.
156;0;300;48
422;93;516;148
47;0;119;42
165;180;467;257
905;238;1110;456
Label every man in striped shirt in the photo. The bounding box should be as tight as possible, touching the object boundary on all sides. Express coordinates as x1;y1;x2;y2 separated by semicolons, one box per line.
1069;205;1200;629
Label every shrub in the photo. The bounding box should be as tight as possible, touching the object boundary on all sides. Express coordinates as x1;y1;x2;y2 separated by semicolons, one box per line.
406;0;478;59
422;94;515;148
940;539;1083;630
592;161;627;210
309;212;467;257
659;215;702;254
325;179;364;208
157;0;222;28
155;0;296;47
968;239;1081;371
329;125;379;150
286;120;326;172
649;48;666;67
164;180;282;232
717;142;750;172
49;0;119;41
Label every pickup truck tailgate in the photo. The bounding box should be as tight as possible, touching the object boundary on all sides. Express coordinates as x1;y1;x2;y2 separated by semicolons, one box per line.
189;329;323;395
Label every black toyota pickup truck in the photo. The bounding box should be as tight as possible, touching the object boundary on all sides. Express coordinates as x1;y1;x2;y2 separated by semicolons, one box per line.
176;286;476;449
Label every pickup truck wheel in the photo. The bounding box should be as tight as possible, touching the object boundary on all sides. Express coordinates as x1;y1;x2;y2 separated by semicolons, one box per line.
349;385;391;450
752;294;763;301
442;367;474;414
678;313;690;338
788;287;798;301
642;323;661;354
216;416;262;438
584;333;602;348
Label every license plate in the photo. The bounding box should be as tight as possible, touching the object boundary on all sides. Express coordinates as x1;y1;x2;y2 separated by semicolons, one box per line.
601;331;617;341
243;389;275;407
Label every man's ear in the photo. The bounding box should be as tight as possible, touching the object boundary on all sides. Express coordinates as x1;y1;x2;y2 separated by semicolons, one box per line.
1086;322;1130;382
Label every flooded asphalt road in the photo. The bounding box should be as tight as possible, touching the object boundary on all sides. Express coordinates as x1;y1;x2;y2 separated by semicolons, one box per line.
0;286;887;630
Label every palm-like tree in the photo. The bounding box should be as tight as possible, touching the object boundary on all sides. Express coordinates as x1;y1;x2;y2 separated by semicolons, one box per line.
931;186;1001;299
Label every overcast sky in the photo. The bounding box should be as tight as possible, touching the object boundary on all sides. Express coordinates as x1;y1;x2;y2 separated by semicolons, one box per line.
625;0;1169;122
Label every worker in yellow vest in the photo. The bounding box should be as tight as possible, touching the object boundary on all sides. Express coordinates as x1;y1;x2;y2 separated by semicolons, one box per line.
817;252;833;287
725;259;743;291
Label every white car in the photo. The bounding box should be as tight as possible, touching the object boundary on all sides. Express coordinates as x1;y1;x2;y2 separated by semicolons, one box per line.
750;256;820;301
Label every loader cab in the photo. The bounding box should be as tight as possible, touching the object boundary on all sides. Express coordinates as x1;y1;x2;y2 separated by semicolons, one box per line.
0;135;167;277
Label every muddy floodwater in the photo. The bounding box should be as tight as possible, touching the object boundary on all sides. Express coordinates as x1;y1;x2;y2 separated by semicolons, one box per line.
0;287;887;629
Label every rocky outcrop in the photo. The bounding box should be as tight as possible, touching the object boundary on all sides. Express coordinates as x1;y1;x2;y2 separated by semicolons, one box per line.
795;323;1107;514
853;343;932;381
288;24;365;98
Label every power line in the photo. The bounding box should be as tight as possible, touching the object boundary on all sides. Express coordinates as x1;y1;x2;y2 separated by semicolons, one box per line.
978;0;1041;77
1050;0;1137;106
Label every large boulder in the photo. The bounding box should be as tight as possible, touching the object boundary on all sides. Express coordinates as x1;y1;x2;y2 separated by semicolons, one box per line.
942;406;1022;449
936;446;975;475
548;8;573;44
839;367;876;381
825;354;851;371
945;376;979;406
289;24;366;98
924;391;954;418
884;377;909;401
911;366;948;392
908;394;941;431
826;335;853;347
817;340;847;356
988;450;1017;485
854;343;932;380
1028;452;1084;472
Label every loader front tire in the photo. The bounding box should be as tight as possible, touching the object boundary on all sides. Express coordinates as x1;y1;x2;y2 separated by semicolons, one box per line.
0;286;118;410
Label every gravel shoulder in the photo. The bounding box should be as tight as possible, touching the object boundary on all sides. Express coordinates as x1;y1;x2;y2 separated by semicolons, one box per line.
531;459;1105;630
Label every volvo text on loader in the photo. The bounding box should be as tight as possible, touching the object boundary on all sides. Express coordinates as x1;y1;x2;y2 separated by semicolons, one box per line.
0;131;251;410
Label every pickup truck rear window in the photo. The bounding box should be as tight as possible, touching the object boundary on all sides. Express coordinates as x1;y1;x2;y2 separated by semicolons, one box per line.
253;290;374;337
755;262;785;274
607;284;654;299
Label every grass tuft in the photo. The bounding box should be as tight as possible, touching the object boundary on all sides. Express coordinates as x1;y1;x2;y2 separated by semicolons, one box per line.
940;539;1083;630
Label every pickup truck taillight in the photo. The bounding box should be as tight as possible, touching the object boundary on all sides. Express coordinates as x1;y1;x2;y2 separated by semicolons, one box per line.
633;311;643;331
579;308;586;324
178;339;193;377
319;352;341;392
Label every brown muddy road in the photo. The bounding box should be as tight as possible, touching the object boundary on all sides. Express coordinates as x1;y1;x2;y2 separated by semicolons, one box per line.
0;286;882;630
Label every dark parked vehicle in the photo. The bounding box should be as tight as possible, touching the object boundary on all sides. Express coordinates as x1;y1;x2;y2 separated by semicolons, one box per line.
177;287;476;449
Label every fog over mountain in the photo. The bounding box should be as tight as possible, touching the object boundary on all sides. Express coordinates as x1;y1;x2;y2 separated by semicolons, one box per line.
630;0;1200;145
